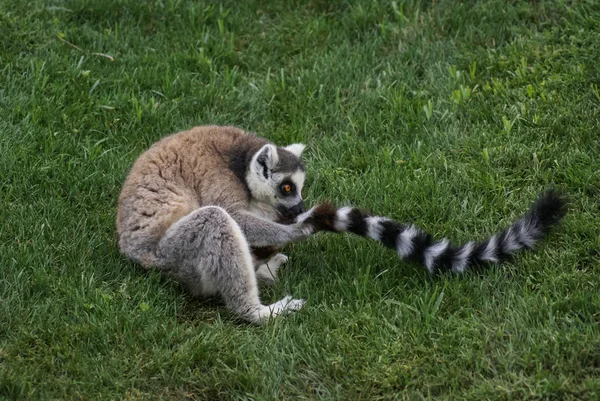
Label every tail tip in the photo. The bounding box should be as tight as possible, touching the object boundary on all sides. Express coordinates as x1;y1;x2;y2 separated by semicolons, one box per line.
531;189;568;229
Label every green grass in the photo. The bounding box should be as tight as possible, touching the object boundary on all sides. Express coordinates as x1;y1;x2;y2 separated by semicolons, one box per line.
1;0;599;399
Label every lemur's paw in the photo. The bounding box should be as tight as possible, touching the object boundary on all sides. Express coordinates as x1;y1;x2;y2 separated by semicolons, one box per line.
270;253;289;267
255;266;276;284
301;225;314;237
276;295;306;312
296;203;339;232
290;220;315;238
256;254;289;284
295;207;316;224
256;295;306;322
282;297;306;312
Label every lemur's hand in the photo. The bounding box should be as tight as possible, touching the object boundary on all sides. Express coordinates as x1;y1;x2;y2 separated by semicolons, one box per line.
294;203;339;233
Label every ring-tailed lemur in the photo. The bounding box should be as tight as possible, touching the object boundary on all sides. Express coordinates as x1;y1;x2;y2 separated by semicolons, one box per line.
117;125;566;324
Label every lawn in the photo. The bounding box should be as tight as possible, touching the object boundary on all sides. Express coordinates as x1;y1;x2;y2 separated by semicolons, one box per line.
1;0;599;399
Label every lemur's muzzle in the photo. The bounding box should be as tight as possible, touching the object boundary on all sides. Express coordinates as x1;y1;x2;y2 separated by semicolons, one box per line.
278;201;306;220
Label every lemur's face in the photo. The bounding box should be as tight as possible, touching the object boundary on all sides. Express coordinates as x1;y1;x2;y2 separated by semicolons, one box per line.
246;143;307;220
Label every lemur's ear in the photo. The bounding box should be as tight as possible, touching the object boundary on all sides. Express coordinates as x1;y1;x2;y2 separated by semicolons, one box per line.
253;144;279;178
284;143;306;158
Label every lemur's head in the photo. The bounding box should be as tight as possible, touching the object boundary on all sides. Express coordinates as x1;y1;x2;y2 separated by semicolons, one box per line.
246;143;307;220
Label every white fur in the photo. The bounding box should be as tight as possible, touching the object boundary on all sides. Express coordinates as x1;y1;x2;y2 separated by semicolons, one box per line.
246;168;276;204
503;227;521;253
248;199;280;221
285;143;306;157
424;239;449;273
255;295;306;322
480;235;498;262
452;241;474;273
425;238;449;273
334;207;353;231
259;144;279;169
289;170;306;194
517;220;536;248
366;217;384;240
396;225;417;258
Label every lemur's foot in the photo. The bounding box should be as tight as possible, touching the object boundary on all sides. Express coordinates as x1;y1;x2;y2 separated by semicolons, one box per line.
255;295;306;323
256;253;289;284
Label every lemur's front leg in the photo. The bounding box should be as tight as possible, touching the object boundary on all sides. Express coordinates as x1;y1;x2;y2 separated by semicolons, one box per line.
232;211;314;248
295;204;340;232
239;206;338;285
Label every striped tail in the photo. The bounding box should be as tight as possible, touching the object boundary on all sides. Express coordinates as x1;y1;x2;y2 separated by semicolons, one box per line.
298;190;566;273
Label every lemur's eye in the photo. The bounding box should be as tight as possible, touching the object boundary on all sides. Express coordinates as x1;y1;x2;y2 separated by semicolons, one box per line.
280;183;295;195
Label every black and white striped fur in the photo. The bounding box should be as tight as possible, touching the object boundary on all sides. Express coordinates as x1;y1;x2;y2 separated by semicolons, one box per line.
297;191;566;273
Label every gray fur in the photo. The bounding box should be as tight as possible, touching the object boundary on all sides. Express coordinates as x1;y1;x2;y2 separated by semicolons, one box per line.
275;148;305;173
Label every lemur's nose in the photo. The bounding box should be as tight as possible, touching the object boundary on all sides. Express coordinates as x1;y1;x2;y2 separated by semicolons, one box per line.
290;201;306;216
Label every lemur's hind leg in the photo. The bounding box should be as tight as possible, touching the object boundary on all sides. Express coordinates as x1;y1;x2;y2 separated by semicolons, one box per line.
256;253;289;285
155;206;304;324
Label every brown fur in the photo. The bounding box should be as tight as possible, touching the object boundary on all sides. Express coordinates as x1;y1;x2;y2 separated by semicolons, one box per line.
116;125;269;267
303;203;339;232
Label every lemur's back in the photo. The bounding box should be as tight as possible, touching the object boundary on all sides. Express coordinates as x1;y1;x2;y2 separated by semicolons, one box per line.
116;125;266;266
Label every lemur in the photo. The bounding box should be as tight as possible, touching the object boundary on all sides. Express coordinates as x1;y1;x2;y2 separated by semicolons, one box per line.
117;125;566;324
